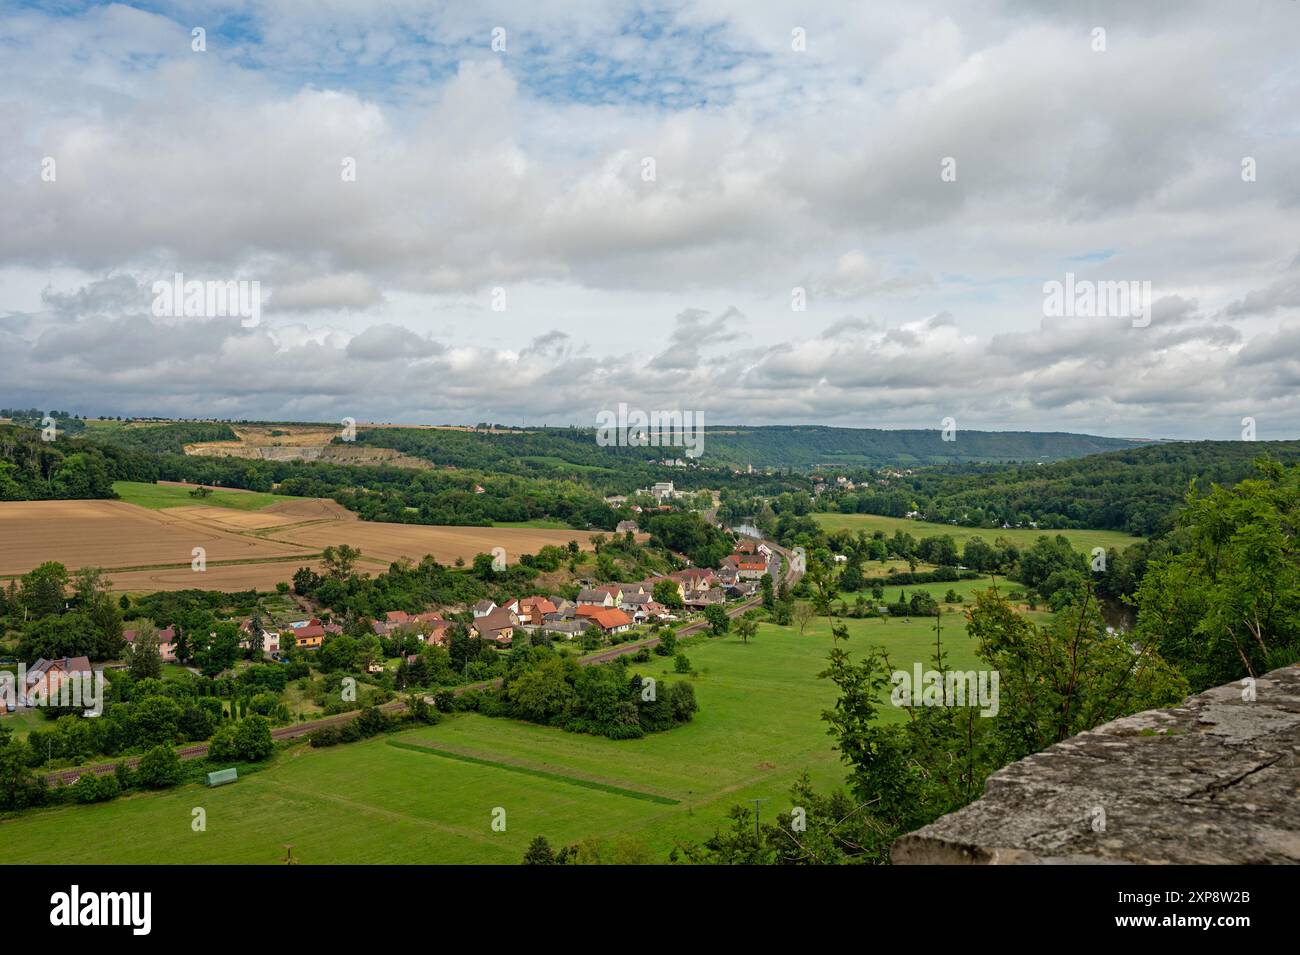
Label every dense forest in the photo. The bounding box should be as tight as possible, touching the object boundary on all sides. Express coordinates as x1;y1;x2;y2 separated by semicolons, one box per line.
813;440;1300;536
357;423;1137;472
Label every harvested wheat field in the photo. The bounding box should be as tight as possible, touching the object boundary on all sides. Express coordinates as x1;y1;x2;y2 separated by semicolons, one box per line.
0;500;316;578
105;560;328;594
0;493;595;593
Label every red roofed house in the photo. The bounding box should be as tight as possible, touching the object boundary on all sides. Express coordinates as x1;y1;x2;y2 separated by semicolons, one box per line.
583;608;633;635
23;656;94;707
283;618;326;649
506;596;558;627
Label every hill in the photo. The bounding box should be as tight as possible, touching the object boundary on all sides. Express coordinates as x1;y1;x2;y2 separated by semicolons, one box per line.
816;440;1300;537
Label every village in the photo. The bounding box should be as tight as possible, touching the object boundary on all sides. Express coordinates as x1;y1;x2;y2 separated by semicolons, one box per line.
60;536;785;685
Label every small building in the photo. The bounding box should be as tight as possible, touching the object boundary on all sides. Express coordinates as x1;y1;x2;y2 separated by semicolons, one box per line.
583;608;634;635
23;656;94;707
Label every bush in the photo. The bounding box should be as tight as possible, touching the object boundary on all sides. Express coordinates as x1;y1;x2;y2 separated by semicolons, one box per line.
308;725;342;748
673;653;692;674
207;725;240;762
70;772;120;804
135;745;183;789
235;715;275;761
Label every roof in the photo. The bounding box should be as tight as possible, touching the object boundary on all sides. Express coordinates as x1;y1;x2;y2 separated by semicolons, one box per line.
27;656;93;680
473;599;497;613
385;611;410;623
587;608;633;631
473;607;516;636
513;596;557;615
576;588;609;603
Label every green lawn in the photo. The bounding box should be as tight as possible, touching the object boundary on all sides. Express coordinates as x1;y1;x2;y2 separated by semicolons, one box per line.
112;481;280;512
519;456;615;474
490;518;576;529
0;616;984;864
0;707;51;742
813;512;1143;553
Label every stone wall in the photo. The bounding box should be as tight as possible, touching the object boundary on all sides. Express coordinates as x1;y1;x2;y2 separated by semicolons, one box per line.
892;664;1300;864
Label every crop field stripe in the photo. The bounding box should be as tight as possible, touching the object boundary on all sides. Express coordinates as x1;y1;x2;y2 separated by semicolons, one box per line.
386;739;680;805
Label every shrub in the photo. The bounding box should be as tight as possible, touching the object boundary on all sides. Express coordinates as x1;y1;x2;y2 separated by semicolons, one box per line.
673;653;692;674
308;725;342;748
235;715;275;761
70;772;120;804
135;745;183;789
208;725;240;762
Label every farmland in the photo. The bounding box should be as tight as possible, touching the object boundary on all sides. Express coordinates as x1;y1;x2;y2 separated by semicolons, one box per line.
0;617;983;863
112;481;281;511
0;500;313;581
812;512;1143;553
0;484;601;593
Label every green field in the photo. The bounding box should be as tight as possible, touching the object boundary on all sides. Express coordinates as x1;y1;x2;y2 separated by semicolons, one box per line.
0;616;984;864
842;573;1010;605
112;481;281;512
490;518;576;529
0;707;49;742
813;512;1142;553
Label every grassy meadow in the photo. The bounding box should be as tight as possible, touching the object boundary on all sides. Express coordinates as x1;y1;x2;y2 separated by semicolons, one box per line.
1;614;984;864
812;511;1142;553
112;481;281;512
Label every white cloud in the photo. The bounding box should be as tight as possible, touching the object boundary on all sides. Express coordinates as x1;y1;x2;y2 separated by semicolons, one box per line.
0;1;1297;438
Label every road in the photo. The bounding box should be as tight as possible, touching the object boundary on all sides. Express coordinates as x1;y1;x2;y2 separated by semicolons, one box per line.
45;537;799;785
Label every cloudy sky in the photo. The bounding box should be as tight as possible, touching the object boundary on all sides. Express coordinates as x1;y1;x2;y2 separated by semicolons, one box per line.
1;0;1297;439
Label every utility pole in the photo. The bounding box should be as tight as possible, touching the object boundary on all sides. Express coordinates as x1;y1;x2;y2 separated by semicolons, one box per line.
749;797;768;843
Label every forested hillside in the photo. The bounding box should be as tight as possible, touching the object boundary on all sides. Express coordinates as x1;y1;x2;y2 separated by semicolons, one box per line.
0;425;151;500
356;424;1138;471
694;426;1138;468
816;440;1300;536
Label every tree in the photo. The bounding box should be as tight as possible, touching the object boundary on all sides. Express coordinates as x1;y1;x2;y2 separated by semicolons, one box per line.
132;695;183;745
734;614;758;645
128;626;163;681
322;544;361;580
838;560;865;594
246;612;265;659
1134;459;1300;690
193;622;241;677
522;835;556;865
704;605;730;636
135;745;183;789
793;601;816;636
235;715;274;761
653;580;684;610
19;561;69;619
